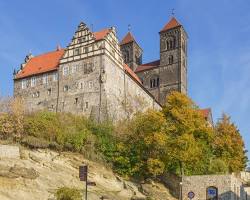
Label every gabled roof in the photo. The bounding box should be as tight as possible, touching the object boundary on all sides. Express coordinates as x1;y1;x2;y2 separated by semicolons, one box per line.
93;28;111;41
15;49;65;79
120;32;136;45
135;60;160;73
160;17;181;32
123;63;142;84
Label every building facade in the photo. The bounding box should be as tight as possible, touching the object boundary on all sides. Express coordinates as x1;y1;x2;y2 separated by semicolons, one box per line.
14;17;187;120
14;22;161;121
120;17;188;105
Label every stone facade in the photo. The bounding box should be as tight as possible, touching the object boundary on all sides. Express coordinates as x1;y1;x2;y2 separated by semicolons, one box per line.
13;22;161;121
121;17;188;105
182;174;248;200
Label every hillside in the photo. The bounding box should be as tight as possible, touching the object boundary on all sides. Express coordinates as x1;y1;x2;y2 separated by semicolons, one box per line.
0;144;176;200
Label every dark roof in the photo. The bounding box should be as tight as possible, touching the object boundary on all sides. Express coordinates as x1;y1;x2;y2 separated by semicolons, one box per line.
135;60;160;73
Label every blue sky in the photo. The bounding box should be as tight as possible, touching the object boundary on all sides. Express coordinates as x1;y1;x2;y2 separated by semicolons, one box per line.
0;1;250;158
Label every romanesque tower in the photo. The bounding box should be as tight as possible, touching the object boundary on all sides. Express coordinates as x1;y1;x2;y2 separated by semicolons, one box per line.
120;32;143;71
159;17;188;102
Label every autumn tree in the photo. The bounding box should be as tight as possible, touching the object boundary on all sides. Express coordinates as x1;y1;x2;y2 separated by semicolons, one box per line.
162;91;214;175
113;109;168;178
213;114;247;172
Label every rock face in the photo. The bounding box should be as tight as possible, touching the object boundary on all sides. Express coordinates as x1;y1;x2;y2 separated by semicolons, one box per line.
0;144;175;200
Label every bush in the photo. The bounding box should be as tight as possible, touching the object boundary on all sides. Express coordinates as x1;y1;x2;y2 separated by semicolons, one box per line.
55;187;82;200
21;136;50;149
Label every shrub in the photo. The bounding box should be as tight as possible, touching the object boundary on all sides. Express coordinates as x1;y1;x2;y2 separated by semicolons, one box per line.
55;187;82;200
21;136;50;149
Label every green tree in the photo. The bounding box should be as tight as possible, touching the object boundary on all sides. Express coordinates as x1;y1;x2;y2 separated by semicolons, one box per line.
213;114;247;172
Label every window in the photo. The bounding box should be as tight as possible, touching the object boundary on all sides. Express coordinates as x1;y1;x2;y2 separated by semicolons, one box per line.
75;98;79;105
43;74;48;85
85;102;88;109
88;81;93;89
78;37;85;43
36;91;40;97
31;77;36;87
85;47;89;53
53;72;58;81
47;88;52;95
74;48;80;55
79;82;84;89
21;79;27;89
72;65;77;73
150;77;159;88
169;55;174;64
63;85;69;92
63;66;69;76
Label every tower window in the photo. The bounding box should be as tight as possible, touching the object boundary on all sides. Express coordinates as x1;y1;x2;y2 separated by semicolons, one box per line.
169;55;174;64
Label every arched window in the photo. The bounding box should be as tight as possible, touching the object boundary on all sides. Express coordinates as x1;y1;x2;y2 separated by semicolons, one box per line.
169;55;174;64
150;76;160;88
206;186;218;200
169;40;173;49
167;41;169;50
123;50;129;62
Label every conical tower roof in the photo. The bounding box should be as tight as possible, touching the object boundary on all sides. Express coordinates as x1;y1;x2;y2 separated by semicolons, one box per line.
120;32;136;45
160;17;181;32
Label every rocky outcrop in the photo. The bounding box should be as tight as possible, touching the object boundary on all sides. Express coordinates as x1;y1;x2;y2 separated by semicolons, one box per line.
0;144;176;200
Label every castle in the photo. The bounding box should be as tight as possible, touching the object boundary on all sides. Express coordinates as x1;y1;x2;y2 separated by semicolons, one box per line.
13;17;187;121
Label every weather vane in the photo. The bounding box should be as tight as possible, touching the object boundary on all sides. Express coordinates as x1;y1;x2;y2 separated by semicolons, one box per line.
128;24;131;32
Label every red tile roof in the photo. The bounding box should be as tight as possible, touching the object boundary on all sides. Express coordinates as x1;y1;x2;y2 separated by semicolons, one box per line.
15;49;65;79
93;28;111;41
135;60;160;73
120;32;136;45
200;108;211;118
160;17;181;32
123;63;142;84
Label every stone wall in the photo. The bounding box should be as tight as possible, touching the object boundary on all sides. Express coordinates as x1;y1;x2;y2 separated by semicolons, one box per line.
182;174;247;200
14;70;59;112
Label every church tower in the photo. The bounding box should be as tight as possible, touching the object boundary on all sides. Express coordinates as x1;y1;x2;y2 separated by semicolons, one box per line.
159;17;188;103
120;32;143;71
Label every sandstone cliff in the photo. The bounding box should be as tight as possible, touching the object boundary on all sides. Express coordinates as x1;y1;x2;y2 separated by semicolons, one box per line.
0;144;176;200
